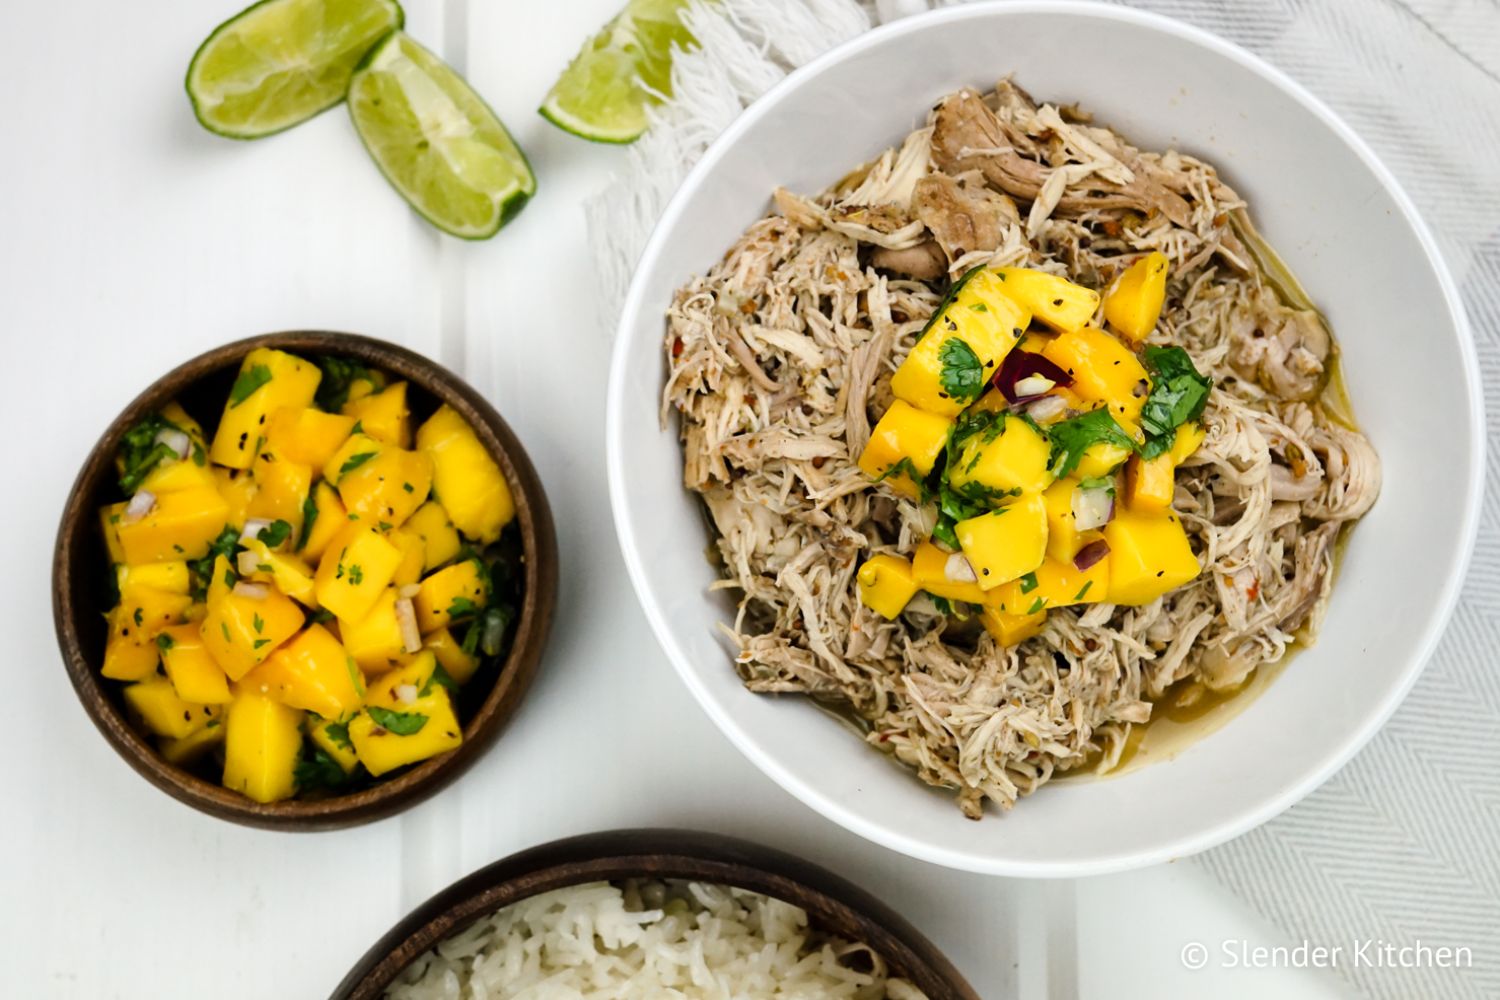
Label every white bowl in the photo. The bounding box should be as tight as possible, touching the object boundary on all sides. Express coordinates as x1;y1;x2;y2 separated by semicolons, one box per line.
606;1;1482;876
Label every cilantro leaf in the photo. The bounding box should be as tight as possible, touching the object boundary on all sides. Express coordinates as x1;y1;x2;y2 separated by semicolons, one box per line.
1047;408;1137;478
155;633;175;651
873;457;934;501
338;452;377;479
228;365;273;408
938;336;986;404
367;706;429;735
1138;346;1212;458
323;720;352;750
314;356;381;412
256;519;292;548
419;664;459;698
188;525;241;601
297;493;319;551
293;748;348;791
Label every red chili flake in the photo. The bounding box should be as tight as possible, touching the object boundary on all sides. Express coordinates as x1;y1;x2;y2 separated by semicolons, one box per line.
1246;581;1261;601
671;337;684;357
812;456;827;469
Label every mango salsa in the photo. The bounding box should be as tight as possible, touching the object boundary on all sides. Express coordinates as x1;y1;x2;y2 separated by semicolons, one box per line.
95;348;526;804
850;266;1214;647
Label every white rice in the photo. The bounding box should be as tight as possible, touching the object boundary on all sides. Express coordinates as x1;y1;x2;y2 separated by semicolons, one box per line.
384;880;930;999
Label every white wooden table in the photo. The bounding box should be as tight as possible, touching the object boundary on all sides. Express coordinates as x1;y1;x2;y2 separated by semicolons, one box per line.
0;2;1352;996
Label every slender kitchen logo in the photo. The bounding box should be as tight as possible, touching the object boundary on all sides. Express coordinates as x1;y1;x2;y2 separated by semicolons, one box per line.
1180;939;1475;971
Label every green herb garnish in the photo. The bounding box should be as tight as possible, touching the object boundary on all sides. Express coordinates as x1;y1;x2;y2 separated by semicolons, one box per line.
367;705;428;735
938;336;986;403
297;494;319;551
324;720;352;750
256;519;292;548
1047;408;1137;478
293;747;348;791
420;664;459;697
1139;346;1212;458
228;365;273;407
874;457;934;501
1019;572;1039;594
188;525;241;601
314;356;380;411
338;452;377;479
1074;581;1094;601
155;633;175;651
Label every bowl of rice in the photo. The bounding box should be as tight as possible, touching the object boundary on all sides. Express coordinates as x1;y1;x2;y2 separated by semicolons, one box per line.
332;829;978;999
606;1;1482;876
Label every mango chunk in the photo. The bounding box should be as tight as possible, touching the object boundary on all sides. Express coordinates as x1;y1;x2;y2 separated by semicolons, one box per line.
329;435;433;530
158;623;232;704
413;560;487;634
246;445;312;529
910;541;988;605
240;538;317;605
1103;252;1169;343
348;653;463;777
857;554;919;620
116;560;190;596
200;579;306;681
314;524;403;624
297;480;346;562
1073;436;1135;479
103;586;193;681
404;501;462;571
857;401;952;500
306;714;360;774
212;467;258;531
1043;328;1149;426
1169;421;1206;464
342;587;408;673
387;529;425;588
986;555;1110;613
955;492;1048;589
979;606;1047;647
123;675;221;740
209;348;322;470
1104;508;1201;605
948;413;1054;496
158;722;224;766
416;404;514;543
264;405;356;469
138;455;217;496
421;627;480;685
342;381;411;447
1041;479;1104;564
116;486;231;564
891;269;1029;416
222;687;303;804
242;624;363;719
1124;453;1175;511
994;267;1100;332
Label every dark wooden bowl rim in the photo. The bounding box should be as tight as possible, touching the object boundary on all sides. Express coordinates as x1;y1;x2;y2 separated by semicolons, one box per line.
52;331;559;830
331;828;982;1000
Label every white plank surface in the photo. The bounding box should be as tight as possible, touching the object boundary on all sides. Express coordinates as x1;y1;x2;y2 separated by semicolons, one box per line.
0;1;1347;996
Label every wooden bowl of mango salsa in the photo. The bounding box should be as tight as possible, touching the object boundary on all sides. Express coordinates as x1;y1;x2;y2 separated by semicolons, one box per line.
52;332;557;829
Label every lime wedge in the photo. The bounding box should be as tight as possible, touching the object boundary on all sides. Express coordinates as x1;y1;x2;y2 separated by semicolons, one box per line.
348;32;535;239
187;0;403;139
540;0;698;143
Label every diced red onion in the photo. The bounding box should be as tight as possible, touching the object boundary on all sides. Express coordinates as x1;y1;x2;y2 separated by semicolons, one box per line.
154;428;191;461
1013;374;1056;397
232;581;269;600
122;490;156;524
1071;485;1115;531
1024;395;1069;424
241;519;272;545
236;551;264;577
395;597;422;654
394;683;419;705
945;553;977;583
995;350;1073;404
1073;539;1111;571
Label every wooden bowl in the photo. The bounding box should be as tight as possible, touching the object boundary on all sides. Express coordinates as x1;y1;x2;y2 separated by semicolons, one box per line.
53;331;558;830
331;828;981;999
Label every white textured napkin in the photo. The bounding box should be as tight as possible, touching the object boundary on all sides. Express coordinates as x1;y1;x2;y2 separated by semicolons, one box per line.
589;3;1500;997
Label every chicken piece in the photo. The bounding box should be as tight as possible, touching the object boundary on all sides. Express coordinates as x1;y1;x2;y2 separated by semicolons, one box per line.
1227;287;1332;401
911;173;1014;261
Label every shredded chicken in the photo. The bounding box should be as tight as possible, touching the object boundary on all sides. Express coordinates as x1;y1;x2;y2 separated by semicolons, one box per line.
663;81;1380;819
